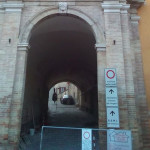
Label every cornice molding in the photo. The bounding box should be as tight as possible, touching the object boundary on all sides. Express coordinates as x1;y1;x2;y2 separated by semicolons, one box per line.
2;3;24;12
102;3;122;13
18;43;30;52
121;4;130;13
127;0;145;9
95;44;106;52
102;0;144;12
102;3;130;13
130;15;140;24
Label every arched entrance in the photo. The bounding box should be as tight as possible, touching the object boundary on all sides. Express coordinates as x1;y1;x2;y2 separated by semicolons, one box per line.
22;14;98;129
15;7;107;138
8;8;106;147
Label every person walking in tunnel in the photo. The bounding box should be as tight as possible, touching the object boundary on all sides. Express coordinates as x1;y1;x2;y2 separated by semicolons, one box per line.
52;88;57;104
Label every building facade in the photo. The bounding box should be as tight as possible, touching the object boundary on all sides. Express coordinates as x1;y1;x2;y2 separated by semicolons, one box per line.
0;0;150;149
138;0;150;115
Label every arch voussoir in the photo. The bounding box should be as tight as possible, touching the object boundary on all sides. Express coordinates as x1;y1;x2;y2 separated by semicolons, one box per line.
19;7;105;45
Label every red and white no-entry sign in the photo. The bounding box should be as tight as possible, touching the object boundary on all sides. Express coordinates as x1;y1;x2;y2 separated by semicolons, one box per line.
83;131;90;139
105;68;117;86
106;70;115;79
82;129;92;150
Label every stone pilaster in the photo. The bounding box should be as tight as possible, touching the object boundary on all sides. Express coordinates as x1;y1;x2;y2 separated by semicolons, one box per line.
130;9;150;149
96;44;106;150
121;5;140;149
96;44;106;128
0;2;24;147
8;43;28;148
102;1;128;129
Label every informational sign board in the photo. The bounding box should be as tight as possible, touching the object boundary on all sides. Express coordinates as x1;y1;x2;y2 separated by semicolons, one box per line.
82;129;92;150
105;69;117;87
107;107;120;128
107;129;132;150
106;87;118;107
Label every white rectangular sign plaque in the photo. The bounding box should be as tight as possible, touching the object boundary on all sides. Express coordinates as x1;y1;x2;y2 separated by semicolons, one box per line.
107;129;132;150
106;87;118;107
105;68;117;87
107;107;120;128
82;129;92;150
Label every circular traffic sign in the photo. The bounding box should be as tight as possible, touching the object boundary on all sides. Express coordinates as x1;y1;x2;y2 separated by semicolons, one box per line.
83;131;90;139
106;70;115;79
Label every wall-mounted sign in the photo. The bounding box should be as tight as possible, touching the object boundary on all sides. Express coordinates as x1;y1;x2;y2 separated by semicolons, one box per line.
107;129;132;150
106;87;118;107
107;107;120;128
82;129;92;150
105;69;117;87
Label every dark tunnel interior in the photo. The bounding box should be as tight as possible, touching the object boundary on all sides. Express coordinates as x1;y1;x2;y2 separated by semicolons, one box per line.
21;14;99;132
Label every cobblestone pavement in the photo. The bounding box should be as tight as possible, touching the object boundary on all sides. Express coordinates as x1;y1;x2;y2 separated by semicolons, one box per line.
21;100;98;150
48;100;98;128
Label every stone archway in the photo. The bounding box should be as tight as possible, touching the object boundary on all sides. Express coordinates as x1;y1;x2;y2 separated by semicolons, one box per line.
8;7;106;148
19;7;105;45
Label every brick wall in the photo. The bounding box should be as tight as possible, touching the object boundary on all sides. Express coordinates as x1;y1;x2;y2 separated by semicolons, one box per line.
0;1;149;149
0;4;23;148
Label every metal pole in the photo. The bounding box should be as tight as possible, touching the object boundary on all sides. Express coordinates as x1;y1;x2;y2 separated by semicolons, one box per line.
40;126;44;150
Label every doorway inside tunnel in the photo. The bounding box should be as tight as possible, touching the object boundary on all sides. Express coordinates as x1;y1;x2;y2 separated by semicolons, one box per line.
21;14;98;134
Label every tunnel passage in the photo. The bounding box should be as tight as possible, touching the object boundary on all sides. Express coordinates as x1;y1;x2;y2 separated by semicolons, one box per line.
48;82;98;128
21;14;98;133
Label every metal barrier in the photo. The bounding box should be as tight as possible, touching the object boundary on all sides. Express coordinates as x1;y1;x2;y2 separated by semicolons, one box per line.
40;126;132;150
